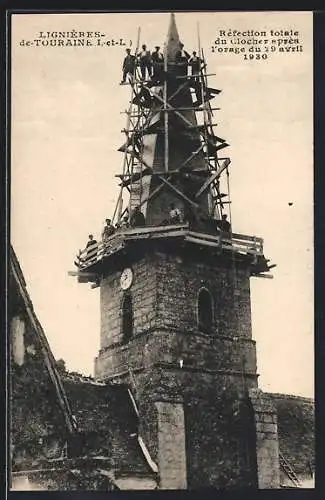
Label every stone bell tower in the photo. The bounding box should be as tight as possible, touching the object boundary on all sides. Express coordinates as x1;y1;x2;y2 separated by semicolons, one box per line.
73;13;280;490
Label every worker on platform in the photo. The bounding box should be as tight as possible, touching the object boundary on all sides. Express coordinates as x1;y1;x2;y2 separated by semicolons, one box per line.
102;219;115;242
85;234;98;264
151;46;164;82
150;85;163;102
189;51;201;80
120;48;136;84
130;206;145;227
169;203;182;224
217;214;232;245
175;43;190;77
132;85;152;108
121;215;130;229
138;44;152;81
219;214;231;233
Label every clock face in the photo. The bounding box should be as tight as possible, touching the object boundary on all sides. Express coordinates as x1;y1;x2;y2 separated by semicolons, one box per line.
120;268;133;290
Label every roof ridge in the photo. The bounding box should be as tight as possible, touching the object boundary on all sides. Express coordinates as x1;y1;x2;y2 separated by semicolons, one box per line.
268;392;314;403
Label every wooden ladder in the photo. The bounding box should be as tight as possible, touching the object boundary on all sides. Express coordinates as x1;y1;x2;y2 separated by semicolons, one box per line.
279;452;301;488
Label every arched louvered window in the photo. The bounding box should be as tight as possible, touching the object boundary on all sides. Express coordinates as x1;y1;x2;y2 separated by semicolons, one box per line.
122;294;133;344
197;287;213;333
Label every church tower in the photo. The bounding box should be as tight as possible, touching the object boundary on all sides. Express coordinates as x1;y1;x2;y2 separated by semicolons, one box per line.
72;13;280;489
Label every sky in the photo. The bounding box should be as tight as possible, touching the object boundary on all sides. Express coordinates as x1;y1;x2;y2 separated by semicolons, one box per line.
10;11;314;397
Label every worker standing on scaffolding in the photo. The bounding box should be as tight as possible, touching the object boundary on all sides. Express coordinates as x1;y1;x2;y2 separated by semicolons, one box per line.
219;214;231;232
133;85;152;108
169;203;182;224
120;215;130;229
85;235;98;264
189;51;201;80
151;46;164;82
120;48;136;84
218;214;232;244
138;44;152;80
175;43;190;76
102;219;115;242
130;206;145;227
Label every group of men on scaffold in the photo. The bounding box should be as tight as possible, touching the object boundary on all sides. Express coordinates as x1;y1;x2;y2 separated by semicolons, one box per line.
74;206;145;269
75;204;231;269
120;43;203;84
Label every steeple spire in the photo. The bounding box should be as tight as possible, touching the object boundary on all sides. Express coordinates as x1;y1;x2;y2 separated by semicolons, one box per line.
71;12;274;283
166;12;181;63
116;13;223;227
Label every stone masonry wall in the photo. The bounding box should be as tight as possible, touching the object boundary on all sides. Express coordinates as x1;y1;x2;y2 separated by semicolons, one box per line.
155;251;252;339
97;249;254;377
136;368;258;489
155;401;187;489
96;247;260;488
249;389;280;489
99;255;158;350
95;328;257;381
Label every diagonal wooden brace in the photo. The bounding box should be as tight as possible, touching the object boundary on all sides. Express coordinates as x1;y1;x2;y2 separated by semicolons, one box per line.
195;158;231;198
195;171;220;199
167;80;191;104
178;144;204;171
159;176;200;209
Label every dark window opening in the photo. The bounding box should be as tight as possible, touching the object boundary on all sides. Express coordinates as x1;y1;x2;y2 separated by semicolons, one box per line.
198;288;213;333
122;294;133;344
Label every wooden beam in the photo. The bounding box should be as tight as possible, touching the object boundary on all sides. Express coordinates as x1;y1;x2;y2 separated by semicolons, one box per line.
206;87;222;94
116;169;206;179
126;228;188;241
211;135;226;143
119;167;152;188
124;223;188;237
252;273;274;279
68;271;98;278
175;73;216;79
178;144;204;171
167;80;190;103
159;107;220;112
138;176;169;208
214;157;231;178
150;92;194;130
187;123;219;130
195;171;219;198
159;176;199;209
193;107;221;112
